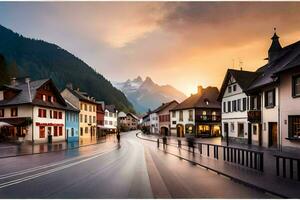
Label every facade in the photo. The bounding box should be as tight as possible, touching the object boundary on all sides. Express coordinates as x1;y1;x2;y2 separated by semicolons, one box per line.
104;105;118;133
219;31;300;150
149;112;159;134
65;100;80;142
156;101;179;136
170;86;221;138
61;86;97;139
0;78;67;143
141;112;150;133
119;112;139;131
218;69;259;145
96;101;105;137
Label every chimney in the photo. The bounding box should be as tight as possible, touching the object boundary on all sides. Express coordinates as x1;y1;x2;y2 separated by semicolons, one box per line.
197;86;203;96
24;77;31;83
10;77;17;86
66;83;73;90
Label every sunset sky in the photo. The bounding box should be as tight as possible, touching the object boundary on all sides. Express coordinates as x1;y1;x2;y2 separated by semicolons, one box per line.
1;2;300;95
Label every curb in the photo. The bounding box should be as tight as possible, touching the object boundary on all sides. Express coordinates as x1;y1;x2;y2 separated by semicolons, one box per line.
136;132;286;198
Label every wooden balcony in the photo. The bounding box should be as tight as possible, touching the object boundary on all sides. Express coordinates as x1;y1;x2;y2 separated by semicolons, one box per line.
247;110;261;123
195;115;221;122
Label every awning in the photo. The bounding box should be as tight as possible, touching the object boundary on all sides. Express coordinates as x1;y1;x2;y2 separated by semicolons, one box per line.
0;117;32;126
0;122;13;127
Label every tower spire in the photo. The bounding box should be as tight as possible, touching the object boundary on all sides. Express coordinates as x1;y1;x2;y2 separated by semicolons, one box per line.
268;27;282;62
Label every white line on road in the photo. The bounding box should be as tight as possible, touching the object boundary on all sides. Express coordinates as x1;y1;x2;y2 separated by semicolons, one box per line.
0;147;117;189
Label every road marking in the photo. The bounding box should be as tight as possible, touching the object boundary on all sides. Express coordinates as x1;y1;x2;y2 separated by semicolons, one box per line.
0;148;112;180
0;147;117;189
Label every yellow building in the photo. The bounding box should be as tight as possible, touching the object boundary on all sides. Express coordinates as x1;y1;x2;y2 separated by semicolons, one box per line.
61;86;97;139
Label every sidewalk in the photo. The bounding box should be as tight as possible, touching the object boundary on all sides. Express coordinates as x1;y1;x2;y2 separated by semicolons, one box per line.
138;133;300;198
0;134;114;158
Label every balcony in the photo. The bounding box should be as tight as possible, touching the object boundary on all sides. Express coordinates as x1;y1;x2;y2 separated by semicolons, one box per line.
196;115;221;122
247;110;261;123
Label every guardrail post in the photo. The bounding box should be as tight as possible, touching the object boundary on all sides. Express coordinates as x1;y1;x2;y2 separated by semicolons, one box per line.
260;153;264;172
290;159;294;179
207;144;210;157
276;156;279;176
297;160;300;181
283;158;286;178
178;140;181;148
250;152;253;168
223;147;226;160
216;146;219;159
199;143;202;154
254;153;257;170
157;138;159;148
246;151;249;167
241;150;244;165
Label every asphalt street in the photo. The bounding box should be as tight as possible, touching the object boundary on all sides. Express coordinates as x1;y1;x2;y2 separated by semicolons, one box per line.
0;131;272;198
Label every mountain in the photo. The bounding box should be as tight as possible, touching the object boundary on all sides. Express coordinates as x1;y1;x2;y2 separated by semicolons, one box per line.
113;76;187;113
0;25;134;113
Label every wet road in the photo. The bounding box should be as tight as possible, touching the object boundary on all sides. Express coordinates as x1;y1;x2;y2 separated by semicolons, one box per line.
0;131;272;198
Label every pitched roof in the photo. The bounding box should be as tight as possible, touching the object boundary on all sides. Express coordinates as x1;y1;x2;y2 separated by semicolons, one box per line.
0;79;67;109
172;87;220;111
64;87;97;104
152;100;178;114
65;100;80;112
127;112;139;120
247;41;300;91
105;104;117;112
218;69;259;101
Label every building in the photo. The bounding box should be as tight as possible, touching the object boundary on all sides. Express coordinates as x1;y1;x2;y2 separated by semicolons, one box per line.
61;85;97;139
149;111;159;134
218;69;259;145
141;112;151;134
104;105;118;133
118;112;139;131
96;101;105;137
170;86;221;138
219;30;300;150
156;101;179;136
0;78;67;143
65;100;80;142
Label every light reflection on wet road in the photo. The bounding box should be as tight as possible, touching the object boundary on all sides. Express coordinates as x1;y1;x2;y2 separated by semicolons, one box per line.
0;131;272;198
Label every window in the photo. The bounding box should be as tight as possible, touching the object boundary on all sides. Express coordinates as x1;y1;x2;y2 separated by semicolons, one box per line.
58;112;62;119
85;127;88;133
42;95;46;101
288;115;300;139
253;125;257;135
89;116;92;123
292;75;300;97
47;96;51;102
233;85;237;92
80;114;83;123
93;116;96;123
80;103;83;110
188;110;193;121
89;105;92;112
11;107;18;117
39;126;45;138
49;110;52;119
105;120;108;125
228;86;232;93
71;128;74;137
0;109;4;117
227;101;231;112
53;111;58;119
84;104;87;111
223;102;226;113
80;128;83;136
59;127;63;136
212;111;217;121
202;111;207;120
253;97;258;110
54;126;58;136
179;111;183;121
172;111;176;118
172;121;176;125
238;123;244;137
265;89;275;108
85;115;87;123
232;100;236;112
38;109;46;118
109;113;113;117
109;121;112;125
242;98;247;111
237;99;241;111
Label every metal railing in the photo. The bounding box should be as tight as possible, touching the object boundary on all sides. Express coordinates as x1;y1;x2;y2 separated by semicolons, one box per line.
157;138;264;172
274;154;300;181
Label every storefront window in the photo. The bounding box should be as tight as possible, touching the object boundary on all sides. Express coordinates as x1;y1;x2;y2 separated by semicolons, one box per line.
288;116;300;139
39;126;45;138
292;75;300;97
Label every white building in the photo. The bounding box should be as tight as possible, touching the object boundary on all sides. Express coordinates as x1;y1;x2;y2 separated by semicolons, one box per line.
104;105;118;133
149;112;159;134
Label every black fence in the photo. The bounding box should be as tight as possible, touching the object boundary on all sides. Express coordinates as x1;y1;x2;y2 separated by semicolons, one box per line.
275;154;300;181
158;138;264;172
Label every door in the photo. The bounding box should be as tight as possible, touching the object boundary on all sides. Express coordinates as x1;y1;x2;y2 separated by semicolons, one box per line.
248;123;252;145
268;122;278;147
258;124;262;146
224;123;229;145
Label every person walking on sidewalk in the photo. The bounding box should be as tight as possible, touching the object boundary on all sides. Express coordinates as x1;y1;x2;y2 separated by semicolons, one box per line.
162;135;167;149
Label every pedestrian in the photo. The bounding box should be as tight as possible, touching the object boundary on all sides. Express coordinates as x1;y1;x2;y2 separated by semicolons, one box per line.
162;135;167;149
116;132;120;143
186;134;195;153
